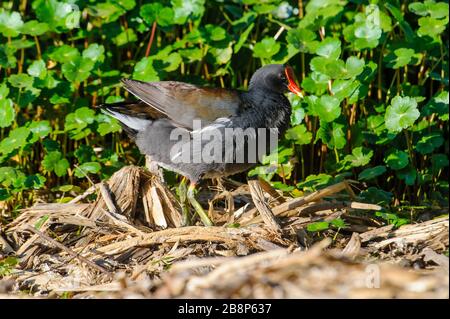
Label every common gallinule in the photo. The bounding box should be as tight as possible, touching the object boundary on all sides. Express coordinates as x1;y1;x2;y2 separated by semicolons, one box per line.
100;64;303;226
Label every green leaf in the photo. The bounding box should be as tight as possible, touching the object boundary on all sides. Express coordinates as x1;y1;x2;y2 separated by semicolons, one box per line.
307;221;330;232
253;37;280;59
88;2;126;22
209;46;232;65
74;144;95;163
330;218;347;228
8;73;34;89
307;95;341;123
316;121;347;150
315;38;341;60
359;187;392;205
133;57;160;82
82;44;105;63
113;28;137;46
344;147;373;167
286;28;317;53
297;173;334;191
358;166;387;181
409;1;449;19
65;107;96;139
396;166;417;186
344;56;365;78
42;139;60;152
28;120;51;141
0;11;24;37
423;91;449;120
0;83;9;99
96;113;122;136
385;150;409;170
112;0;136;11
415;132;444;154
24;174;46;189
385;48;421;69
285;124;312;145
203;24;227;42
48;45;79;63
74;162;101;178
417;16;448;40
0;127;31;154
42;151;69;177
27;60;47;79
62;56;95;83
33;0;80;32
171;0;205;24
0;99;15;128
20;20;49;36
0;188;10;201
234;23;254;53
431;154;449;172
385;96;420;133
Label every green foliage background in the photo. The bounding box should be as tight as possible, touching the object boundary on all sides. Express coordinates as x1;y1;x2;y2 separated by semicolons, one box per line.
0;0;448;223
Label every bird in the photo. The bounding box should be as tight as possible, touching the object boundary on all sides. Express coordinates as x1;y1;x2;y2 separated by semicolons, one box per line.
98;64;303;226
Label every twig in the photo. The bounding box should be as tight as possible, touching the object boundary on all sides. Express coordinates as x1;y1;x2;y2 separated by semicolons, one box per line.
69;183;99;203
99;182;119;215
25;225;111;277
248;180;282;233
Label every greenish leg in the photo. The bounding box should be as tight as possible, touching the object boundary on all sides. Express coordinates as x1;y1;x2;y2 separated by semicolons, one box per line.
187;183;213;226
179;177;191;226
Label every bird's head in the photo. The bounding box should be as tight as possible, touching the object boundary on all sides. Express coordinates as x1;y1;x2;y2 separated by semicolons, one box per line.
249;64;303;98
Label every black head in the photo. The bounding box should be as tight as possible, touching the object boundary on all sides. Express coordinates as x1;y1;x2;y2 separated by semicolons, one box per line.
248;64;303;97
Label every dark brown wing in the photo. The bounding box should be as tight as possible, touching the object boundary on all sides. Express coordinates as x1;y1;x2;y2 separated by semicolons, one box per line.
121;79;241;129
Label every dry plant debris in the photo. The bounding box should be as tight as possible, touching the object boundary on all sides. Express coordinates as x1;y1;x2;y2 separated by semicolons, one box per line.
0;166;448;298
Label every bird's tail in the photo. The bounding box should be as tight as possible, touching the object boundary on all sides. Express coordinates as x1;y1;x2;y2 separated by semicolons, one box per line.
94;101;152;139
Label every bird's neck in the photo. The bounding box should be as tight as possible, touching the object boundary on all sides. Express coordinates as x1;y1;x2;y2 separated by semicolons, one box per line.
242;89;292;132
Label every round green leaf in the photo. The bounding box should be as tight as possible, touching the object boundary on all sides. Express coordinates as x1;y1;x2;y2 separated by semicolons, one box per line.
171;0;205;25
315;38;341;60
308;95;341;123
82;44;105;63
29;120;52;140
286;28;317;53
344;147;373;167
385;96;420;133
415;132;444;154
253;37;280;59
62;56;95;83
385;150;409;170
24;174;46;189
396;166;417;186
431;154;449;172
74;162;101;178
0;99;15;128
20;20;49;36
0;127;31;154
48;45;79;63
133;57;160;82
42;151;69;177
316;121;347;150
8;73;34;89
27;60;47;79
285;124;312;145
0;11;23;37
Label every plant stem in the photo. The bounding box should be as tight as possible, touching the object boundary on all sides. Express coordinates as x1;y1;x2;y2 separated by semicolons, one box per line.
145;22;157;57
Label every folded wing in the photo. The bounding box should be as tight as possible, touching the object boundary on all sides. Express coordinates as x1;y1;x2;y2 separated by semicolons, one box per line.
121;79;242;130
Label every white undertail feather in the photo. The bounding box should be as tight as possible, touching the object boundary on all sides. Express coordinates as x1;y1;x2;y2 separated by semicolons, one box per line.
102;109;150;131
